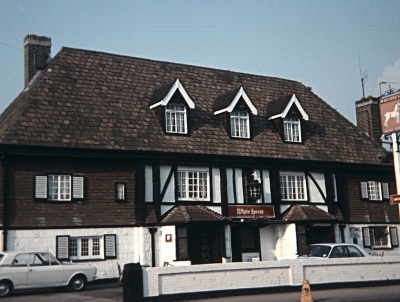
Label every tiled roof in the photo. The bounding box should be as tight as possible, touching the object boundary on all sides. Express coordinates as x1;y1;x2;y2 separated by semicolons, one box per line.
282;204;338;221
0;47;388;165
161;205;227;224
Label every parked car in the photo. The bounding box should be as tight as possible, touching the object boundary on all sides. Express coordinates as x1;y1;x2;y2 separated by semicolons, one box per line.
297;243;374;259
0;251;97;297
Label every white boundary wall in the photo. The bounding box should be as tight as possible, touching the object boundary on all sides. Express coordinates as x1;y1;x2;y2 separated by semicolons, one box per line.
143;256;400;298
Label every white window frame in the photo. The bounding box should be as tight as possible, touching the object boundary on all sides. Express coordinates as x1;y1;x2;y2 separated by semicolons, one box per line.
177;167;210;201
280;172;307;201
230;110;250;138
115;183;125;202
360;181;389;201
165;104;187;134
69;236;103;260
48;175;71;201
283;117;301;142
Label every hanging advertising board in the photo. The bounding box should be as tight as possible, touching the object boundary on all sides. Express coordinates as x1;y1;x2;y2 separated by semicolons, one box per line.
380;92;400;134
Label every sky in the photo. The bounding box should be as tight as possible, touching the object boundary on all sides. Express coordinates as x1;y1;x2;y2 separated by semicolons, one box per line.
1;0;400;124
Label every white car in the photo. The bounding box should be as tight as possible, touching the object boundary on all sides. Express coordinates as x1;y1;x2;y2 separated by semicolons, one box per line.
0;251;97;297
297;243;374;259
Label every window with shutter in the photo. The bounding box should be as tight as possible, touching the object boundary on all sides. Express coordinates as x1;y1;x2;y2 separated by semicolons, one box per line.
360;181;389;201
363;226;396;249
34;175;84;202
56;234;116;261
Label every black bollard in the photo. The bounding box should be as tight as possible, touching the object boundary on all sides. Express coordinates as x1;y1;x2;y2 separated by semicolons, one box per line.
123;263;144;302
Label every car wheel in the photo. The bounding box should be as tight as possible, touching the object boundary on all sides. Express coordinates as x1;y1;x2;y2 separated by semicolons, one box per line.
0;281;11;297
69;275;86;291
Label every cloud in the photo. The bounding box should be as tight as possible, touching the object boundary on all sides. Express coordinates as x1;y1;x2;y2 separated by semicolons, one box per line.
377;59;400;95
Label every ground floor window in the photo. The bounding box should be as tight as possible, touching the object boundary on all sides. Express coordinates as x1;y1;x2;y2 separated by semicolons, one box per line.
362;226;399;249
56;234;116;261
176;227;189;260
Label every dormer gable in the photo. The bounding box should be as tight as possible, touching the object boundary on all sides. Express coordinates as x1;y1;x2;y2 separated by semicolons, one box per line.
149;79;195;110
214;87;257;139
267;94;309;143
267;94;308;121
214;87;257;115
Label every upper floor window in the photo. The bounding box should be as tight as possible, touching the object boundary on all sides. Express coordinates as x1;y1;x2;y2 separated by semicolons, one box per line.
284;117;301;142
280;172;307;201
231;110;250;138
166;104;187;134
360;181;389;201
177;168;209;201
48;175;71;201
35;175;84;202
115;183;126;202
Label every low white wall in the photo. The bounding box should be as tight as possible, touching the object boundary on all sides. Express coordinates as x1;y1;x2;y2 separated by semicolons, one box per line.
143;256;400;298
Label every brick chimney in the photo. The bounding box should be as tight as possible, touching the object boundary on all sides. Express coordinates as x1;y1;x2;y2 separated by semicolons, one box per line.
24;34;51;87
355;96;382;143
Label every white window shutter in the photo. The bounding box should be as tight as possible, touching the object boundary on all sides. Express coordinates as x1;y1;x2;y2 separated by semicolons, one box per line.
390;227;399;247
104;234;117;259
362;227;371;248
382;183;390;199
360;182;368;199
35;176;47;199
56;235;70;261
73;177;84;199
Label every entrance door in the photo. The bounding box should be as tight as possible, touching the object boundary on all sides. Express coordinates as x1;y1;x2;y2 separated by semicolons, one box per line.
231;226;260;262
188;225;222;265
306;224;335;245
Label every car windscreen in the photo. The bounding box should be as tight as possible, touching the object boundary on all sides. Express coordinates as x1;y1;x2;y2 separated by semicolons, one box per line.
298;245;332;258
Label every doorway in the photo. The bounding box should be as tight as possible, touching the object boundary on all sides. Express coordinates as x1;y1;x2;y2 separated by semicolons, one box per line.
187;225;222;264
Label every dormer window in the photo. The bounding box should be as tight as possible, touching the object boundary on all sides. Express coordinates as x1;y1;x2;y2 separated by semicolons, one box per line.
267;94;309;144
214;87;257;139
284;117;301;142
231;110;249;138
149;79;195;135
166;104;187;134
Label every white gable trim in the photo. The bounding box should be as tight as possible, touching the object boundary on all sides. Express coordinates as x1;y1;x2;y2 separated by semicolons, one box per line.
214;87;258;115
149;79;195;109
268;94;309;120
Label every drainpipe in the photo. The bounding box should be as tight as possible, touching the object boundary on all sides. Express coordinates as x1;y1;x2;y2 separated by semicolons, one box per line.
148;228;157;267
1;153;9;251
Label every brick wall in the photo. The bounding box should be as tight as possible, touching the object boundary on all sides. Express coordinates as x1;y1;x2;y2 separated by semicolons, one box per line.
143;256;400;298
355;97;382;143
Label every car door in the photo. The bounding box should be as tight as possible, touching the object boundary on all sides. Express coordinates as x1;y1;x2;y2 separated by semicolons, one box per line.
27;253;63;288
6;253;29;289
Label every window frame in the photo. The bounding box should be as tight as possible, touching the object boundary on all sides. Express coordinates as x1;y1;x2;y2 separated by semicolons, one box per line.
360;181;390;201
280;172;308;201
115;182;126;202
56;234;116;261
69;236;103;260
177;167;210;202
48;175;72;201
165;103;187;134
283;117;302;143
230;110;250;139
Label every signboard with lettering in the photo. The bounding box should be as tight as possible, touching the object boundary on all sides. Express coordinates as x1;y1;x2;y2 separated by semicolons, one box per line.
228;205;275;218
380;92;400;134
390;194;400;205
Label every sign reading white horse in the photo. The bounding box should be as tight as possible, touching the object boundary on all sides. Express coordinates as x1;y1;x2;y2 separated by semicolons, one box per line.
380;92;400;134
